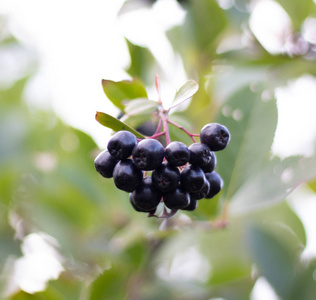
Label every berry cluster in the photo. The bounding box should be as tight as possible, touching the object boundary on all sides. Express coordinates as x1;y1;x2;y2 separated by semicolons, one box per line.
94;123;230;218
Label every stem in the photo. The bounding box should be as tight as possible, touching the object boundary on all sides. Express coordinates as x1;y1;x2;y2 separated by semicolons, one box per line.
153;118;162;136
155;74;162;105
167;119;198;143
160;110;171;145
149;131;166;139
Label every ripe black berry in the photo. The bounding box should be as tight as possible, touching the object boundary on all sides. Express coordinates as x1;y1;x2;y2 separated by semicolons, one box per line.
129;194;155;213
132;139;164;170
107;130;137;160
180;164;206;192
188;143;212;167
130;177;162;211
190;179;210;200
182;198;198;211
152;163;180;193
94;150;118;178
201;151;217;173
113;159;143;192
204;171;224;199
200;123;230;151
163;187;190;209
165;141;190;166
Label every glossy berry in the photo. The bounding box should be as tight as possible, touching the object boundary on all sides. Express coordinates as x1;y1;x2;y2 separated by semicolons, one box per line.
132;139;164;170
107;130;137;160
180;164;206;193
94;150;118;178
204;171;224;199
113;159;143;192
152;163;180;193
190;179;210;200
165;141;190;166
130;177;162;211
163;187;190;209
200;123;230;151
201;151;217;173
182;198;198;211
188;143;212;167
129;194;153;213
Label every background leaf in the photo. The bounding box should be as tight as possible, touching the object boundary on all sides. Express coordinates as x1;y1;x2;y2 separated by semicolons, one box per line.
215;85;278;201
101;78;148;110
95;111;145;138
247;225;298;298
169;80;199;110
274;0;316;30
124;98;158;116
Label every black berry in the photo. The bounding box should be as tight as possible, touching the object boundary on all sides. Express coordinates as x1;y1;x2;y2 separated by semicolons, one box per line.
132;139;164;170
190;179;210;200
200;151;217;173
188;143;212;167
130;177;162;211
180;164;206;193
205;171;223;198
107;130;137;160
129;194;153;213
113;159;143;192
182;197;198;211
200;123;230;151
94;150;118;178
152;163;180;193
163;187;190;209
165;141;190;166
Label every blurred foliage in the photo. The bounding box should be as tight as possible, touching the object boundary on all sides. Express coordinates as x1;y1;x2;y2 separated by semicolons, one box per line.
1;0;316;299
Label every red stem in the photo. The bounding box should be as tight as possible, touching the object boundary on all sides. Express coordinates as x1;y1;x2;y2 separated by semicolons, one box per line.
155;75;162;105
167;119;198;143
159;110;171;145
150;131;166;139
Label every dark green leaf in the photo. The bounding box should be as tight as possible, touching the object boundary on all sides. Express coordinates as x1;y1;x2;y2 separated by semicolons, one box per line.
247;225;297;298
101;78;148;110
95;111;145;138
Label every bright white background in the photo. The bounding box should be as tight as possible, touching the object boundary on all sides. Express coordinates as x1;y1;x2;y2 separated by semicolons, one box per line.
1;0;316;298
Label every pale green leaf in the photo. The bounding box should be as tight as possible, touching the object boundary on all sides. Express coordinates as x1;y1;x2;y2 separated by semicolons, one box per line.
124;98;158;116
169;80;199;110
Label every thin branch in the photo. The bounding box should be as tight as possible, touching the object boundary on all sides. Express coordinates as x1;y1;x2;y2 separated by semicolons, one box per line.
167;119;199;143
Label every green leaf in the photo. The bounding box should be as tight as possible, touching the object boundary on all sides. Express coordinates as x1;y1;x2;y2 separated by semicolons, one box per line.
287;259;316;300
186;0;227;51
215;85;278;201
307;177;316;193
101;78;148;110
247;225;297;298
169;80;199;110
89;264;129;300
230;155;316;214
125;39;156;85
124;98;158;116
95;111;145;138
